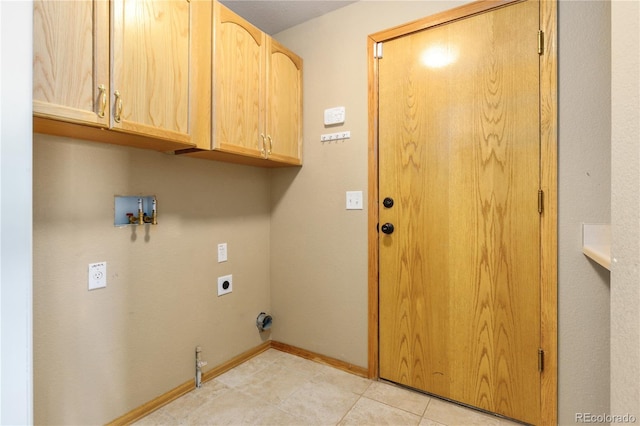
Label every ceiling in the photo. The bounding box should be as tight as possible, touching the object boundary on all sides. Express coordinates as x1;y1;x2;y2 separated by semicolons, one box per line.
219;1;357;35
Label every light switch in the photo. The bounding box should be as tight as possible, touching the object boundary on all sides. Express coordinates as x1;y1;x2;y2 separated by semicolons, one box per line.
218;243;228;263
346;191;363;210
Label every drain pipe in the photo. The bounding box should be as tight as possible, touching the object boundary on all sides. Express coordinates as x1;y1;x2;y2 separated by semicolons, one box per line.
195;346;207;388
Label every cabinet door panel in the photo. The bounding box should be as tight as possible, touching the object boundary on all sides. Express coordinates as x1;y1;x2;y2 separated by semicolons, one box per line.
112;0;191;142
267;40;302;164
212;4;264;157
33;0;109;126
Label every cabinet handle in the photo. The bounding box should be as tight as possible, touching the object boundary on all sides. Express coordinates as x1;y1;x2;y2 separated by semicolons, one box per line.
260;133;267;157
267;135;273;155
97;84;107;118
114;90;123;123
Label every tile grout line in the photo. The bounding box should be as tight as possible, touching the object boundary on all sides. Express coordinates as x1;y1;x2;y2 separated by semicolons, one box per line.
333;381;374;425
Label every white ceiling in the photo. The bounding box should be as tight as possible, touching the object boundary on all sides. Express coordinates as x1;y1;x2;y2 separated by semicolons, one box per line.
219;1;357;35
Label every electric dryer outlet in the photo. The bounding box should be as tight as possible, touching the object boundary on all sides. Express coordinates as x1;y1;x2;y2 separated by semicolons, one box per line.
217;274;232;296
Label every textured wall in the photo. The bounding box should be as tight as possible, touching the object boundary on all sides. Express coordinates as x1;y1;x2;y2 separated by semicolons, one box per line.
558;1;612;423
611;0;640;421
33;135;272;424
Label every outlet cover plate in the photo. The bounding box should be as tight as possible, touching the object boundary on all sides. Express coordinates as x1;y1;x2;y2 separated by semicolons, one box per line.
88;262;107;290
218;243;228;262
346;191;363;210
217;274;232;296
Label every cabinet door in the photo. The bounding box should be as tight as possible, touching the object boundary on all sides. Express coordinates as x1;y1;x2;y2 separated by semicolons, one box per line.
211;3;265;158
33;0;110;127
111;0;193;144
266;39;303;165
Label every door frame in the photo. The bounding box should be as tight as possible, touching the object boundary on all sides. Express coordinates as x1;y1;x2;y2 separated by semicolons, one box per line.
366;1;557;424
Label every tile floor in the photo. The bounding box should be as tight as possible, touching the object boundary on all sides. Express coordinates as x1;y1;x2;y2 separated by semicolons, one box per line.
134;349;522;426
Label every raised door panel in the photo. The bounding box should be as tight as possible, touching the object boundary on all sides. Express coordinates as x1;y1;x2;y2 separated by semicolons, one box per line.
111;0;192;144
266;39;302;165
211;3;265;158
33;0;109;126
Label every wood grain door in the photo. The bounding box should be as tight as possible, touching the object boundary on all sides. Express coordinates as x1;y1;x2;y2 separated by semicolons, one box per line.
378;1;541;424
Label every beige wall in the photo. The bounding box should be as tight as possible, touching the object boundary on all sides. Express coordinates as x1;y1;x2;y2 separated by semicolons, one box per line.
272;0;613;423
558;1;611;423
33;135;272;424
611;0;640;420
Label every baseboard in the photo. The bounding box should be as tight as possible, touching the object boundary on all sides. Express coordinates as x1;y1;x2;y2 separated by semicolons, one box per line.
107;340;366;424
201;340;272;383
270;341;369;378
106;341;271;425
106;378;194;426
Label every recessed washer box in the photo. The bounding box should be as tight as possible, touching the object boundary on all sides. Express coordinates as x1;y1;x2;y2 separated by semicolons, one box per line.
217;274;232;296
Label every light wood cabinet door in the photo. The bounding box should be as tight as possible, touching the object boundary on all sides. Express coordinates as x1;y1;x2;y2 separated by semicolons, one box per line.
111;0;191;143
266;39;303;165
34;0;210;152
211;2;265;158
33;0;110;126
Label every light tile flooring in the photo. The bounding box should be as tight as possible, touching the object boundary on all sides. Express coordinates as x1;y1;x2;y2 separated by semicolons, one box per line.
135;349;522;426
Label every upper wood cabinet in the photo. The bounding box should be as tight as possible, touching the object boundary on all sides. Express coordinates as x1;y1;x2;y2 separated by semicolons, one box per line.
180;1;302;167
266;38;303;165
33;0;211;152
33;1;110;127
211;4;265;159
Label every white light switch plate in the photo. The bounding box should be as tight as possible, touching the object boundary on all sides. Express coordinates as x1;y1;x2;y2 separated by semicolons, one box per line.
88;262;107;290
346;191;363;210
218;243;228;262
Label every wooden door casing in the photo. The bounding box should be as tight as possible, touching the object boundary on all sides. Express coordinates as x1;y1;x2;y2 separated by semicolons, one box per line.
377;1;542;424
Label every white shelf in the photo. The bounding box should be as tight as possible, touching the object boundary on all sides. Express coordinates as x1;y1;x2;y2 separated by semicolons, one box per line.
582;223;611;270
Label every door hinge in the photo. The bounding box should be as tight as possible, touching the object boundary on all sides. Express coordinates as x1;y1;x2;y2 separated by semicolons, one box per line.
538;189;544;214
538;348;545;372
538;30;544;55
374;42;383;59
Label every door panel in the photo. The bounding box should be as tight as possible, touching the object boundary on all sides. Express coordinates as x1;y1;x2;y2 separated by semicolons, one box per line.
112;0;191;142
33;0;110;126
378;1;541;423
214;4;264;157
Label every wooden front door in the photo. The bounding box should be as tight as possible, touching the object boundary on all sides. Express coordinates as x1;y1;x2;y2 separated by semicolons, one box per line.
378;1;542;423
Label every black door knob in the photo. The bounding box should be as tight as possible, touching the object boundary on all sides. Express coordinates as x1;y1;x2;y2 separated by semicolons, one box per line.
383;197;394;208
381;223;395;235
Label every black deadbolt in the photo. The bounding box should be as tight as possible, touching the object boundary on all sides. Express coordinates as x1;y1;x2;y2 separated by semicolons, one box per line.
383;197;394;208
381;223;395;235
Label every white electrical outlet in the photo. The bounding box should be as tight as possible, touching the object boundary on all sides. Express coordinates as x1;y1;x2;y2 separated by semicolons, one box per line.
218;243;228;262
217;274;233;296
88;262;107;290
